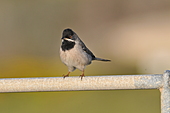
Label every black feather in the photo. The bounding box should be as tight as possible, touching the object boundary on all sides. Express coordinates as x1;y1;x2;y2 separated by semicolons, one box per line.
61;40;75;51
62;29;74;38
82;46;96;60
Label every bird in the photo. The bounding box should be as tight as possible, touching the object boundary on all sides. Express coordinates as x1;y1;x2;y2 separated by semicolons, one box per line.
60;28;111;80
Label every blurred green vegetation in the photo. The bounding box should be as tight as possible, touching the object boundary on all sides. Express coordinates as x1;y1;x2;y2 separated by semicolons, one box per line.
1;0;170;113
0;90;160;113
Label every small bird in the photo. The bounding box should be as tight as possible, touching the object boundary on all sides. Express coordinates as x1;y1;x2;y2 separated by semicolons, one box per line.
60;28;111;80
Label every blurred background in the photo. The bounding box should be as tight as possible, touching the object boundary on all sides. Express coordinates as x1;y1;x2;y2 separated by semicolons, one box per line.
0;0;170;113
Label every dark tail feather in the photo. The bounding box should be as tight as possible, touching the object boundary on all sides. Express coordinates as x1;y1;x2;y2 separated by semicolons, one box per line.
95;57;111;62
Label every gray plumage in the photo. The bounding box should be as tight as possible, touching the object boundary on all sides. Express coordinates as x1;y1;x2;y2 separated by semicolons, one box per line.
60;28;111;79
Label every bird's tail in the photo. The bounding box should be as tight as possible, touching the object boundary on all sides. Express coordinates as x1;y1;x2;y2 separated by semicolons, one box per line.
95;57;111;62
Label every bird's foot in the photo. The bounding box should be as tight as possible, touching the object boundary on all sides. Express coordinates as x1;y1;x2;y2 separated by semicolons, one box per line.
63;74;69;78
63;72;70;79
79;73;85;80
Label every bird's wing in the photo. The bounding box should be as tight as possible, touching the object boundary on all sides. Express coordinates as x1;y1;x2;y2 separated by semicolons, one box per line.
79;38;96;60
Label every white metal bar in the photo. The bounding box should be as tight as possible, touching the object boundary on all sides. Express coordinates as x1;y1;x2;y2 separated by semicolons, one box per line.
160;70;170;113
1;72;170;113
0;74;162;92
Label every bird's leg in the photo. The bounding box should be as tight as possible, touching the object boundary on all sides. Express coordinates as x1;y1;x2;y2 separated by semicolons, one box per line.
79;71;85;80
63;72;70;78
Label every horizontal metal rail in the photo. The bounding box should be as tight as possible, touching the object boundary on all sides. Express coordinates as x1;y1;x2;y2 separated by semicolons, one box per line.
0;74;163;92
0;70;170;113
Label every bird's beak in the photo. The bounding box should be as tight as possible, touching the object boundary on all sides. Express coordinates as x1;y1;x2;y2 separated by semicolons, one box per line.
61;37;64;39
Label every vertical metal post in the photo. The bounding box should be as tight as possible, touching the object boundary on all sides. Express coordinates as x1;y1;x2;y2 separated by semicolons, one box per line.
161;70;170;113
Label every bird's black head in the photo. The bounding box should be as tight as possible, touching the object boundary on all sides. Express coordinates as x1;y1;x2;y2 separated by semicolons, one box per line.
61;28;76;51
62;29;74;39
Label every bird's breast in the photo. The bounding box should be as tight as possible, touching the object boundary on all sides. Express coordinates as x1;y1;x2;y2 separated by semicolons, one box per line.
60;43;92;67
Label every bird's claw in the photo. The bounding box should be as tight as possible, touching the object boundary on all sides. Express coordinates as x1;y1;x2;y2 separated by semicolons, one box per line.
63;74;69;79
79;74;85;80
62;72;70;79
